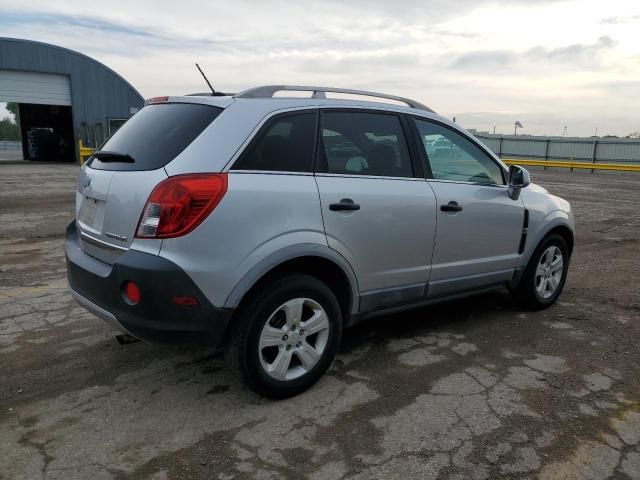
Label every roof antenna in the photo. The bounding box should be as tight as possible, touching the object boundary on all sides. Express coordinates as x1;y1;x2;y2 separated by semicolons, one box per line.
195;63;216;95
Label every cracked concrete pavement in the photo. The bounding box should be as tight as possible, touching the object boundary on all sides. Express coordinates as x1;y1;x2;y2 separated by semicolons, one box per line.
1;164;639;479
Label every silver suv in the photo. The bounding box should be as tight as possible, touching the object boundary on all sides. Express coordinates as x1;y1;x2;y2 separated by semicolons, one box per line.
66;85;574;398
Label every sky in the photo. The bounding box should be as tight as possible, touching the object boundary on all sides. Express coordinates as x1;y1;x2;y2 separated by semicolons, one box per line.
0;0;639;137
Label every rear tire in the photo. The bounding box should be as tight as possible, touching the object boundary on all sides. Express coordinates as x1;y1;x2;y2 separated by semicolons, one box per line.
513;233;570;310
224;273;342;399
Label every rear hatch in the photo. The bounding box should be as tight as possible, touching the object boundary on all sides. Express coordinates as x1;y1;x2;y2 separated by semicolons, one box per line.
76;101;223;264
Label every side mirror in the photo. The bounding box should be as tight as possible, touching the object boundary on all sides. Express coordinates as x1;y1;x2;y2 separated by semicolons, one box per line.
507;165;530;200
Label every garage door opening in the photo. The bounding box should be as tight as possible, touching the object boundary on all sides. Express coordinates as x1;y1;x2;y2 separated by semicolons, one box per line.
18;103;75;162
1;70;75;162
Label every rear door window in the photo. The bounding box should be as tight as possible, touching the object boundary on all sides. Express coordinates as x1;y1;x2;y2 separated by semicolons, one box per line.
89;103;222;171
318;111;413;178
232;112;317;172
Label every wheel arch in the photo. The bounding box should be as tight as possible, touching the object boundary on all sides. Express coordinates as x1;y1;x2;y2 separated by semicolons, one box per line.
224;245;360;319
521;210;575;265
511;217;573;309
546;224;574;256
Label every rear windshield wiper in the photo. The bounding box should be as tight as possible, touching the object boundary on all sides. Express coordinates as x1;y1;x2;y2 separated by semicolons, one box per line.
92;150;135;163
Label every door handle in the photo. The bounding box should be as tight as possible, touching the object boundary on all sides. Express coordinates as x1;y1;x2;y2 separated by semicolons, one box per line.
441;201;463;212
329;198;361;211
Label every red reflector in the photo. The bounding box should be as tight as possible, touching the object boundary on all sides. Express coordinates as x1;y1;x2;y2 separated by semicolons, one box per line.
171;296;200;306
124;281;141;304
147;96;169;104
136;174;228;239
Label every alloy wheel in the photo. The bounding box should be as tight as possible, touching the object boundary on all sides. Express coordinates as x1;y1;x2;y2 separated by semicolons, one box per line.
258;298;330;381
535;245;564;300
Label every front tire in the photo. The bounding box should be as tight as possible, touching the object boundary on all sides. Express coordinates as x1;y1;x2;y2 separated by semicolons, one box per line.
513;233;570;310
225;273;342;399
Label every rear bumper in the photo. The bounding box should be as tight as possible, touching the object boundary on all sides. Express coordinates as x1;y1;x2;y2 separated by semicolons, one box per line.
65;221;232;345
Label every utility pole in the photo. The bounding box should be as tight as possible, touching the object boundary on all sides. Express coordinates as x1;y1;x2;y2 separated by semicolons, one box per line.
493;125;496;134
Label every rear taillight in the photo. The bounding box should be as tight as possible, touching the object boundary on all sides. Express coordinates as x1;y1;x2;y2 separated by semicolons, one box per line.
136;174;227;239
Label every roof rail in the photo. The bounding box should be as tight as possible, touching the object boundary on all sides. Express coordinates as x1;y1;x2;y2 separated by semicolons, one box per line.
234;85;434;112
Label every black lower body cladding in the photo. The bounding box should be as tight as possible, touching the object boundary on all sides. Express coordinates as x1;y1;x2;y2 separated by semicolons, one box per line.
65;221;232;345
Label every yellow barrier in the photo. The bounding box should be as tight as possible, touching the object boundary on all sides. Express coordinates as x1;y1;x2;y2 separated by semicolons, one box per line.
78;139;93;165
502;158;640;172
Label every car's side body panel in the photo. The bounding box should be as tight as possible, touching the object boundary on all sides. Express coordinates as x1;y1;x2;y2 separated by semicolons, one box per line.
158;172;327;308
223;243;360;314
426;181;525;297
519;184;574;267
316;175;437;300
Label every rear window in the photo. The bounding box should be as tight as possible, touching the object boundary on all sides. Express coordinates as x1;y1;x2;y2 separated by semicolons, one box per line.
88;103;222;171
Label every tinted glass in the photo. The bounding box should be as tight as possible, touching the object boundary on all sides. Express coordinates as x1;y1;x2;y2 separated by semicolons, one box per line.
89;103;222;171
233;113;316;172
414;119;504;185
319;112;413;177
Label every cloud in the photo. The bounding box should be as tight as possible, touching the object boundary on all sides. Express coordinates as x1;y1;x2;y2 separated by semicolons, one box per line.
600;15;640;25
0;0;638;136
0;12;161;39
0;11;235;53
530;35;615;63
320;0;566;19
451;36;616;72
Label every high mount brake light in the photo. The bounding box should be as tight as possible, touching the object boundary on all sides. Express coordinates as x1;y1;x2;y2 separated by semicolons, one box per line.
136;174;228;239
146;96;169;104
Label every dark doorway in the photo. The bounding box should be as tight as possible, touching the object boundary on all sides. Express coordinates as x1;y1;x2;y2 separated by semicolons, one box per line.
19;104;74;162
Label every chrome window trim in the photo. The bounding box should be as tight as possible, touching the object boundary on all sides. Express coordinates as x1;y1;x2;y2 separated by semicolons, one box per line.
228;170;314;176
228;170;425;181
314;172;426;181
426;178;508;188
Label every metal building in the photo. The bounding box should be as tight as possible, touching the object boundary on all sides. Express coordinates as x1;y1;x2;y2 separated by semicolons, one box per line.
0;37;144;162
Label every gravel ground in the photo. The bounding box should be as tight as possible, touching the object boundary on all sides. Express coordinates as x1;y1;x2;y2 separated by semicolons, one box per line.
0;163;639;480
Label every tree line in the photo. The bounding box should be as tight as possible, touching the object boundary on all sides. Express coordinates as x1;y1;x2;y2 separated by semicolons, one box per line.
0;102;20;141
